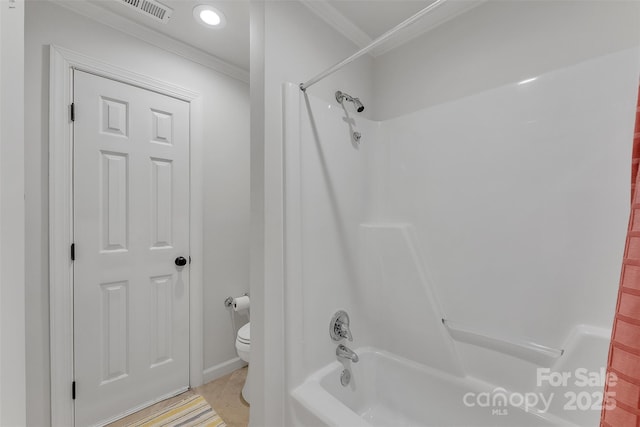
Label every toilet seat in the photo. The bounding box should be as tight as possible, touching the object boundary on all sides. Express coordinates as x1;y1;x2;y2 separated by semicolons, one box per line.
237;323;250;344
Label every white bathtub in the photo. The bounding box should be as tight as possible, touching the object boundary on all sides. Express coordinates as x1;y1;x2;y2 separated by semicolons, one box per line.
292;348;576;427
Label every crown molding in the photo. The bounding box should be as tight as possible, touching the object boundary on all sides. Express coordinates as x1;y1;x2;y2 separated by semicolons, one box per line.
48;0;249;83
300;0;486;58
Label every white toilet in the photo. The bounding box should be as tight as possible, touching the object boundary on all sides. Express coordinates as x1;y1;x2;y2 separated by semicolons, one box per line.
235;322;251;403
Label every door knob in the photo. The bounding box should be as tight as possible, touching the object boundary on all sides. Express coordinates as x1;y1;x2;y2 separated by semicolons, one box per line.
175;256;187;267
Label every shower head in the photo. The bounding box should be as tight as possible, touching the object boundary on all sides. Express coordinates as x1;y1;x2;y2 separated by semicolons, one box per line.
336;90;365;113
353;98;365;113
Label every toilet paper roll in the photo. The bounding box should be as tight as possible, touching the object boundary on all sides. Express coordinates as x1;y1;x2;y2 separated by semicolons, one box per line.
232;295;250;312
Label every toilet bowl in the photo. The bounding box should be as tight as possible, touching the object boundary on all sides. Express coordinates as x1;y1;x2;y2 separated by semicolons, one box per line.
235;322;251;403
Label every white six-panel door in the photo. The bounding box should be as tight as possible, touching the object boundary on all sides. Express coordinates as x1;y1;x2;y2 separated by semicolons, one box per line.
73;70;190;426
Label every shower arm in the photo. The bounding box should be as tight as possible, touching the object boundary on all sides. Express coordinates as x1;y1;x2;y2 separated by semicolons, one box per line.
336;91;355;104
299;0;448;91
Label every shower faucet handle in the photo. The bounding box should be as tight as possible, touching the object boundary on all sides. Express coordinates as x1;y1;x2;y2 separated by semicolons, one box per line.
330;310;353;342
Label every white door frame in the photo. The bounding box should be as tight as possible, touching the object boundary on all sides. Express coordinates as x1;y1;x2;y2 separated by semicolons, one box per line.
49;44;204;426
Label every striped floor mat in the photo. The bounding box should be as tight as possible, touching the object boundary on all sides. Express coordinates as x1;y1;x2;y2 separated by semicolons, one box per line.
127;395;227;427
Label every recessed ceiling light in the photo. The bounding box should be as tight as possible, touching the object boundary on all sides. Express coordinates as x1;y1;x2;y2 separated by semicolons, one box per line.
193;5;226;28
200;9;220;26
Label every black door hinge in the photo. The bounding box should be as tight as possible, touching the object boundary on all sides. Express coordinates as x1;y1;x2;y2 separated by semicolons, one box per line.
70;103;75;122
71;243;75;261
72;381;76;400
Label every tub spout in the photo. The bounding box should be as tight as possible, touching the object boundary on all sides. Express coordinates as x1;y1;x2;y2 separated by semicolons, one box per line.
336;344;359;363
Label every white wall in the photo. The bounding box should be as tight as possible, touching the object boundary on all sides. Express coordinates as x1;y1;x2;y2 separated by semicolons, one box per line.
0;0;26;425
251;1;374;425
25;2;249;425
373;0;640;119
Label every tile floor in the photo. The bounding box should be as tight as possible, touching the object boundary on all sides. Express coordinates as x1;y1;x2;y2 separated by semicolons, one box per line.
108;366;249;427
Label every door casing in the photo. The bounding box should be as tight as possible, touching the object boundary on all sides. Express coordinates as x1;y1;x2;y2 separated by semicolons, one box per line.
49;44;205;426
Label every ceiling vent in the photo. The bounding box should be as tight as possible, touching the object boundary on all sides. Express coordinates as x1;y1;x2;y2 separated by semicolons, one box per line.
119;0;173;23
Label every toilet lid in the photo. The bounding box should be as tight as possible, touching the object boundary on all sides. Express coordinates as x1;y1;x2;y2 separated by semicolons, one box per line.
238;323;250;343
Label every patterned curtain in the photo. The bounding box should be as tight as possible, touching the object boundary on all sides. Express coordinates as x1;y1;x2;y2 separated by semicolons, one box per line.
601;85;640;427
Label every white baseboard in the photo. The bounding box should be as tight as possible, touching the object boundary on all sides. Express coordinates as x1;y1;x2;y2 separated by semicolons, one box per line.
203;357;247;384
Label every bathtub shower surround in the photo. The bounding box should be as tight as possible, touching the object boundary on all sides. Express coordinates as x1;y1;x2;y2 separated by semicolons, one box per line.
284;47;640;426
